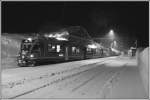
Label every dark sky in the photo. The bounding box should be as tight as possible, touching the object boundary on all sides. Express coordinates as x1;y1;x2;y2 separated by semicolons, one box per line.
2;1;149;46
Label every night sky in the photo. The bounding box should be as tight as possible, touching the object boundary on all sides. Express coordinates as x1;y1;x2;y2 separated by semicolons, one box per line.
2;1;149;47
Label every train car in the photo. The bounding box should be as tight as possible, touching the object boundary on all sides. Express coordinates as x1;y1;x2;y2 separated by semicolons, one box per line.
17;27;104;66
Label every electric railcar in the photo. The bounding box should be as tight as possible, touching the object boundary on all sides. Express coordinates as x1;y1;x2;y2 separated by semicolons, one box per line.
17;25;108;67
17;35;105;67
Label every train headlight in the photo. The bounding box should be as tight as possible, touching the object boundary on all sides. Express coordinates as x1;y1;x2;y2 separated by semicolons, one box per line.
30;54;34;58
22;55;25;58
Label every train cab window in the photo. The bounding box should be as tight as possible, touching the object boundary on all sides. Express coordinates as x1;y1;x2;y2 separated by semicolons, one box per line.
22;43;32;51
48;44;56;52
31;44;40;53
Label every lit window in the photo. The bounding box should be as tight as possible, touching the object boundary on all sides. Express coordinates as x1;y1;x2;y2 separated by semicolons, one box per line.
52;46;55;49
57;45;60;52
76;48;80;53
72;47;76;53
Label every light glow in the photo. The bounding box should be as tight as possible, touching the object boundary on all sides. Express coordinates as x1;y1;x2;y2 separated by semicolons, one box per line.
88;44;97;49
59;54;64;56
56;37;68;41
27;38;32;42
111;48;120;54
108;29;115;40
109;29;114;36
30;54;34;58
45;31;69;41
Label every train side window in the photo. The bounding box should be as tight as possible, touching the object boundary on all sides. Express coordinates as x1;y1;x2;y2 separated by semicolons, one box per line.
87;48;91;52
96;49;99;53
72;47;76;53
56;45;61;52
48;44;56;52
76;48;80;53
72;47;80;54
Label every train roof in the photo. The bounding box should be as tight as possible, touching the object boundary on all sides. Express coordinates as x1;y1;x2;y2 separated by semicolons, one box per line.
22;26;102;48
39;26;92;40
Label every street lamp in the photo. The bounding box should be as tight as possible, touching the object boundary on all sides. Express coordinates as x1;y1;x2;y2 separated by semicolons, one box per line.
108;29;115;40
109;29;114;36
92;29;116;48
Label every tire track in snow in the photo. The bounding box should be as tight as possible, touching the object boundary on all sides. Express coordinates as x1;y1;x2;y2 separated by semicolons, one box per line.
11;60;127;98
7;60;109;99
66;65;123;98
71;66;107;92
3;59;108;89
17;64;108;98
99;64;127;98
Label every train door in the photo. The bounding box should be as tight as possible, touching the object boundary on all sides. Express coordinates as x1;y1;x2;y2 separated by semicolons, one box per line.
56;44;64;58
42;39;48;58
39;41;45;57
83;47;87;59
69;46;84;60
65;46;69;61
34;41;45;57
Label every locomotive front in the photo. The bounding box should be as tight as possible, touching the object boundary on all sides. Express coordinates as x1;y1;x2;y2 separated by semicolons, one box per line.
17;37;37;66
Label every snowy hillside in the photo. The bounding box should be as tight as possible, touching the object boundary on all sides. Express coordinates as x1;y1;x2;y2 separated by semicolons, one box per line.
1;33;27;69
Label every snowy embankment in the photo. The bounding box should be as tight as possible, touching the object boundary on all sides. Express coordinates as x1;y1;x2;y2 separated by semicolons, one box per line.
137;47;149;96
2;57;120;98
1;33;27;69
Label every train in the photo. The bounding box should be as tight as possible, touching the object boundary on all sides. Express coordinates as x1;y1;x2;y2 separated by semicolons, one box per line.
17;26;109;67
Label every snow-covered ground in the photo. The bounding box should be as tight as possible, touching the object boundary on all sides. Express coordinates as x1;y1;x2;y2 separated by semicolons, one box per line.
2;56;147;99
137;47;149;96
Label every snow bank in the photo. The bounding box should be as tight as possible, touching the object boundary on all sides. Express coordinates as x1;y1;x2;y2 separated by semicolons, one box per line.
137;47;149;96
